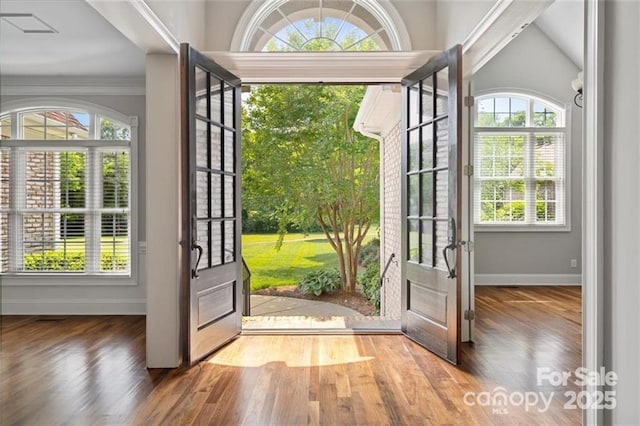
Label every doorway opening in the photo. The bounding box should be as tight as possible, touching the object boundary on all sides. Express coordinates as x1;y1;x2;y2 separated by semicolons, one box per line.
239;82;400;332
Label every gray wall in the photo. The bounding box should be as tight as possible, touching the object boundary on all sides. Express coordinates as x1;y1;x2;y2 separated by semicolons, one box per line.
472;24;582;278
0;92;147;314
603;0;640;422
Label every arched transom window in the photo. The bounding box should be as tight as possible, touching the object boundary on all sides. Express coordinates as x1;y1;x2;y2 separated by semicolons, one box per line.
238;0;407;52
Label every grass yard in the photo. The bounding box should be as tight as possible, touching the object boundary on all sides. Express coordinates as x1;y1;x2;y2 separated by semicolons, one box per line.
242;232;339;291
242;229;378;291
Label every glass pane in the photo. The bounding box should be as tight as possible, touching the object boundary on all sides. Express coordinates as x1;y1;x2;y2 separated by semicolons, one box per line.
195;67;207;117
0;116;12;139
100;117;130;140
224;220;235;263
478;135;524;177
536;201;556;222
196;171;209;218
223;130;235;173
224;176;234;218
421;125;433;170
58;151;86;208
408;219;419;262
211;125;222;170
535;134;560;177
196;119;208;168
22;213;86;272
102;151;129;209
421;173;433;217
435;171;449;220
210;78;222;124
421;76;433;123
1;213;7;273
68;112;89;140
196;220;209;270
211;221;222;266
435;67;448;116
408;84;420;128
408;174;419;217
534;102;558;127
435;120;448;168
224;84;235;128
25;152;56;209
420;219;433;266
510;98;527;127
434;219;448;270
211;174;222;217
0;149;10;210
101;213;129;272
408;129;419;172
476;98;494;126
479;180;525;223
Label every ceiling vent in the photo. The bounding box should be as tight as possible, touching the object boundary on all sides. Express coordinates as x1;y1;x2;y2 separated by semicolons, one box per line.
0;13;58;34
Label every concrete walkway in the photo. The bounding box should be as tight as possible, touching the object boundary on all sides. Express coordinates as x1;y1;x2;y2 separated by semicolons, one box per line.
250;295;361;316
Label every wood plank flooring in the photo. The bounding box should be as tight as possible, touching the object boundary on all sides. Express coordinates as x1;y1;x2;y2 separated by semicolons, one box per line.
0;286;581;425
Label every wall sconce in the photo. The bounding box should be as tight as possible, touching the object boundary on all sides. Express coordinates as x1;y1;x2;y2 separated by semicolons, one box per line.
571;71;583;108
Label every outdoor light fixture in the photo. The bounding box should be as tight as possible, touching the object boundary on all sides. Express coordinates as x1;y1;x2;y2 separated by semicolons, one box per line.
571;71;583;108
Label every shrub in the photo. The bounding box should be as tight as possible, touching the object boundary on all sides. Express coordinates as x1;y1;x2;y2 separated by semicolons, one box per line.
359;261;381;314
298;268;341;296
23;250;128;272
359;237;380;266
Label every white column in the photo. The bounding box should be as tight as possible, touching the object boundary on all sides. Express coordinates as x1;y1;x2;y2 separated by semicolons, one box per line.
145;53;182;368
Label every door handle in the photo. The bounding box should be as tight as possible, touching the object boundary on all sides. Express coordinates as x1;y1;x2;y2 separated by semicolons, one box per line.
192;243;203;279
443;217;457;279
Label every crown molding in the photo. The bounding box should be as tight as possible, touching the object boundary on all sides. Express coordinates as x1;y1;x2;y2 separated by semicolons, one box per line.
0;76;146;96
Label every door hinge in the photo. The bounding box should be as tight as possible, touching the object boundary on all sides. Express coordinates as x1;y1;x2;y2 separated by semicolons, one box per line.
464;310;476;320
464;165;474;176
464;96;475;107
459;240;474;252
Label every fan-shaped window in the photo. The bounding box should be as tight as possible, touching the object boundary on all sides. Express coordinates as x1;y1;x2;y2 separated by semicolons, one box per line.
237;0;409;52
0;105;137;276
473;93;569;229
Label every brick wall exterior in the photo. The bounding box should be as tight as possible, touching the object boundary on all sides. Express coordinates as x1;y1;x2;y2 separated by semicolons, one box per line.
381;122;402;319
24;152;58;252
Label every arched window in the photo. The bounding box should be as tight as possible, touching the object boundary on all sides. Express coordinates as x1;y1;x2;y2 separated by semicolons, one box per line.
0;103;137;275
473;93;569;229
233;0;410;51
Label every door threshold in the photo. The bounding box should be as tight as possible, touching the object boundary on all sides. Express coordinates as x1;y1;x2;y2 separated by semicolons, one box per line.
242;315;401;335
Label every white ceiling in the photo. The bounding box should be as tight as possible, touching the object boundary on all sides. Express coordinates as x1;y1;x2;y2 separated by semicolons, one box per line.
0;0;145;76
0;0;583;78
534;0;584;69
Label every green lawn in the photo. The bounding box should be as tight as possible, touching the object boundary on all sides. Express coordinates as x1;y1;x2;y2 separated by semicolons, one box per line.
242;232;338;291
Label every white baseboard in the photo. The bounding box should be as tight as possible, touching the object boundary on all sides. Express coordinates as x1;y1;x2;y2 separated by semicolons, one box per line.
1;298;146;315
475;274;582;286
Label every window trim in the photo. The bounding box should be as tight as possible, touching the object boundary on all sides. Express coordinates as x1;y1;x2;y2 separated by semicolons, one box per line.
472;90;572;233
0;99;139;285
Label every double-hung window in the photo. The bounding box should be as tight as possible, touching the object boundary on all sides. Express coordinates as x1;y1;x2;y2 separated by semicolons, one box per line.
474;93;568;230
0;107;136;276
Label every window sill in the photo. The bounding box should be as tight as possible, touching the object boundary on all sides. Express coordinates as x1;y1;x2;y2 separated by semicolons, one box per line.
0;274;137;287
474;224;571;233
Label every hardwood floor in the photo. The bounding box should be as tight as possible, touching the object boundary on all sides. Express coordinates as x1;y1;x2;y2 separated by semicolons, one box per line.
0;286;581;425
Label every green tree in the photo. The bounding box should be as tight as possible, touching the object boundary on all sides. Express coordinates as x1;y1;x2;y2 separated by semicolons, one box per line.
242;84;379;293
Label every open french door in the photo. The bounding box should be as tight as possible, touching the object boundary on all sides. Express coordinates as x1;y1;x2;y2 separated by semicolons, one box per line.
401;45;463;364
180;44;242;365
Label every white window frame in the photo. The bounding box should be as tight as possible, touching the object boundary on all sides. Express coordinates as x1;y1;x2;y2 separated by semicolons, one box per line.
0;100;138;286
473;91;571;232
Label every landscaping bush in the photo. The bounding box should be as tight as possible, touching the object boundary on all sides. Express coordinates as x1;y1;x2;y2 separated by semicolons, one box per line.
298;268;341;296
358;237;380;266
359;261;381;314
23;250;128;271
